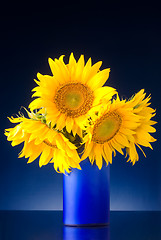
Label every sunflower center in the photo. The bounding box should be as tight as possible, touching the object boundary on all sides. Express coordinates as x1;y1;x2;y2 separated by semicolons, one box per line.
54;83;94;117
92;112;122;144
65;91;83;109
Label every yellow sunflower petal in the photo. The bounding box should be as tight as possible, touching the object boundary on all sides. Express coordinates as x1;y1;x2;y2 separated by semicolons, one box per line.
66;117;74;133
103;143;113;164
75;55;85;80
94;144;103;169
83;60;102;84
87;68;110;91
93;86;116;106
39;146;51;167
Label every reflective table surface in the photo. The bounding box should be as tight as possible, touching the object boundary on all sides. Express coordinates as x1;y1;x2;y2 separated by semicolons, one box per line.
0;211;161;240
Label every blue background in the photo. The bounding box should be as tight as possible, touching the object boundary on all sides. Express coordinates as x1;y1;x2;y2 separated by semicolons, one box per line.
1;2;161;211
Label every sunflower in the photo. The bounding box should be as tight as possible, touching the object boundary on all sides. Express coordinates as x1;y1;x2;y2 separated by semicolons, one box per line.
125;89;157;164
82;96;141;169
29;53;116;136
5;112;81;173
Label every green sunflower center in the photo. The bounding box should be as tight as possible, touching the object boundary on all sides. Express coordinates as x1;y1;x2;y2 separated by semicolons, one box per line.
92;112;122;144
54;83;94;117
65;91;83;109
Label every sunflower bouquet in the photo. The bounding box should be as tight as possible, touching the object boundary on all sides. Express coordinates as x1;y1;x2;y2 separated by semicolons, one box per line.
5;53;157;174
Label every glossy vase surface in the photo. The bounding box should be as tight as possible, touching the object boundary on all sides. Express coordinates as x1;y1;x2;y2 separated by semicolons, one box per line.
63;226;110;240
63;158;110;226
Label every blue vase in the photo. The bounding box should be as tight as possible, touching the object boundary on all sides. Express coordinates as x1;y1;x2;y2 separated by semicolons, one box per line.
63;158;110;226
63;226;110;240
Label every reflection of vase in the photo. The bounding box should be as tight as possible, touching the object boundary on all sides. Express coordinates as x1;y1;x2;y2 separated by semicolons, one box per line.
63;158;110;226
63;226;110;240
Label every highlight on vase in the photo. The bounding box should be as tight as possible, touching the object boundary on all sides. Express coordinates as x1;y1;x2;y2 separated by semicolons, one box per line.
4;53;157;173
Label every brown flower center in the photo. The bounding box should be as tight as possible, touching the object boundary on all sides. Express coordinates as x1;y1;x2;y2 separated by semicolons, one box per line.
54;82;94;117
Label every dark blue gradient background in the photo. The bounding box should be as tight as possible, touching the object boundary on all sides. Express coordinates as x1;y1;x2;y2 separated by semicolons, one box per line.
1;3;161;211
